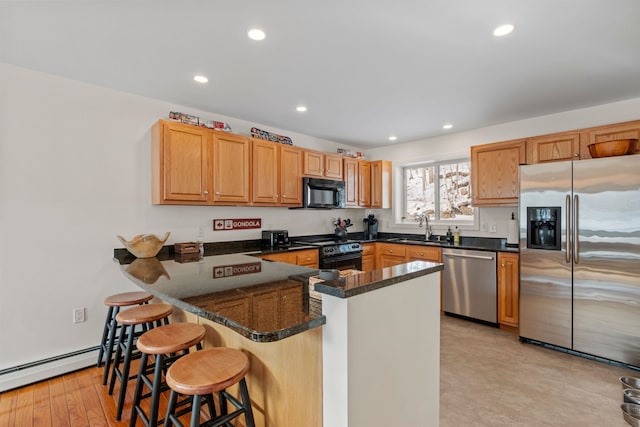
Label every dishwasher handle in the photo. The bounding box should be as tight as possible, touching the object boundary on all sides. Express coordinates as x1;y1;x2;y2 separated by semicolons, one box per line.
443;253;495;261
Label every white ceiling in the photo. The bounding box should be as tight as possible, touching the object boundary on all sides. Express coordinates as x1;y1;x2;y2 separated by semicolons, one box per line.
2;0;640;148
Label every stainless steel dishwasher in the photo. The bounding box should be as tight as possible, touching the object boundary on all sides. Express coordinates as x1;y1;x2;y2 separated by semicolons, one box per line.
442;248;497;324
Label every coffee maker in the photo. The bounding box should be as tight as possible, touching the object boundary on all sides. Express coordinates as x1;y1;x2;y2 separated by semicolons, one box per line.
363;214;378;240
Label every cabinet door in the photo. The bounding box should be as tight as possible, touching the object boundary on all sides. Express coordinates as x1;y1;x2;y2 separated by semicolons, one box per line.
210;295;250;326
324;153;344;180
343;158;359;207
295;249;319;268
280;145;303;206
303;150;325;177
406;246;441;263
280;283;304;326
213;133;250;204
371;160;392;209
498;252;519;327
252;139;279;205
152;120;211;204
526;132;581;163
251;289;280;331
361;243;375;271
358;161;372;207
375;243;406;267
471;139;525;206
586;119;640;157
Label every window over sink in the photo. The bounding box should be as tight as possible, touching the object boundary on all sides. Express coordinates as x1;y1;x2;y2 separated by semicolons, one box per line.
401;159;475;226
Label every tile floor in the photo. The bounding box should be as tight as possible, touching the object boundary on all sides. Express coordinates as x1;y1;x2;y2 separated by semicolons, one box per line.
440;315;636;426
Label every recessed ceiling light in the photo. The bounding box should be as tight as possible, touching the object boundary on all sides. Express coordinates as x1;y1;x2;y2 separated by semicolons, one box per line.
443;124;453;130
248;29;266;41
296;106;307;112
493;24;514;37
193;75;208;83
389;136;397;141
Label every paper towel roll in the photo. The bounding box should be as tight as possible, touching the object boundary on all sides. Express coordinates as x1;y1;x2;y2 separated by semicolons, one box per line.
507;218;519;245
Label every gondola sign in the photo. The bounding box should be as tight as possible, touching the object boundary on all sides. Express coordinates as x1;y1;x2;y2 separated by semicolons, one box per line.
213;218;262;231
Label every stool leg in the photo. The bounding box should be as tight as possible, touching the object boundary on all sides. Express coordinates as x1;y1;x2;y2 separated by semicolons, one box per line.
102;306;121;385
96;306;113;367
189;395;201;427
147;353;164;426
108;320;127;395
239;378;255;427
116;324;136;421
129;352;148;427
164;390;179;427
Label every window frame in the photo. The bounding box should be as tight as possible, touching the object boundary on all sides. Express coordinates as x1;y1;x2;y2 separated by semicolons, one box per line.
398;158;478;229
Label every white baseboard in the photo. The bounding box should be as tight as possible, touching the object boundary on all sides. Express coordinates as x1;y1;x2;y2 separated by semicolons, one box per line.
0;349;98;392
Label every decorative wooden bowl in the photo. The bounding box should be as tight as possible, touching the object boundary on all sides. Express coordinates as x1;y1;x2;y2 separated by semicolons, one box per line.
117;232;170;258
588;139;637;158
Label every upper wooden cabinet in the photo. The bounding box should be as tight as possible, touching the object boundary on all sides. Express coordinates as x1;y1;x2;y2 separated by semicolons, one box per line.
526;132;583;163
371;160;392;209
343;158;359;207
212;133;251;204
152;120;212;205
586;119;640;156
471;139;526;207
303;150;343;180
358;160;371;207
252;139;303;207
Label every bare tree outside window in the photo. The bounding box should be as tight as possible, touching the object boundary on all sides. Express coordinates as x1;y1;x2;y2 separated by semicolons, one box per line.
404;160;474;223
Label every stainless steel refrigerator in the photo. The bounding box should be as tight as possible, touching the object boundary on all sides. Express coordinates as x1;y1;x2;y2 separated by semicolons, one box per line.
519;155;640;367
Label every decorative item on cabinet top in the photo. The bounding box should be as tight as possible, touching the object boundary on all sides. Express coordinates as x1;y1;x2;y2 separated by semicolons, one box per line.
587;138;637;158
168;111;232;132
251;127;293;145
117;232;170;258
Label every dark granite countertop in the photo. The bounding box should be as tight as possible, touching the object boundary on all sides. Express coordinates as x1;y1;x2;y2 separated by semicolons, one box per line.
302;261;443;299
117;253;324;343
373;233;519;253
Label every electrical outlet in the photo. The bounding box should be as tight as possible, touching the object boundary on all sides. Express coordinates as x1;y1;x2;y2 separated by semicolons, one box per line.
73;307;85;323
489;223;497;233
481;223;488;232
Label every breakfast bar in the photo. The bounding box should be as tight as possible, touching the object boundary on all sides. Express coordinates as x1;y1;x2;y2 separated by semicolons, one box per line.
116;252;443;427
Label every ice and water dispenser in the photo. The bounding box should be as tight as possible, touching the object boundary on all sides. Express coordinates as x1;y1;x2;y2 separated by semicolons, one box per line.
527;207;561;250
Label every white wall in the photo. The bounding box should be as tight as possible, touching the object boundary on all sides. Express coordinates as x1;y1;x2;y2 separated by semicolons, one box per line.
366;98;640;239
0;63;362;374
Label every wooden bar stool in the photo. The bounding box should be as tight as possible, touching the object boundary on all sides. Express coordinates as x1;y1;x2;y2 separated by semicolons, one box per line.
109;303;173;421
164;348;255;427
98;291;153;385
130;323;206;427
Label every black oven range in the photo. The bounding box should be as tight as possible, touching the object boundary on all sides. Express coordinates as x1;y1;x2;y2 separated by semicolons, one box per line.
294;239;362;271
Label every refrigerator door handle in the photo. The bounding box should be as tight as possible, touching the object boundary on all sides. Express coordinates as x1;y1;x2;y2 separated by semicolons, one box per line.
573;194;579;264
566;194;571;264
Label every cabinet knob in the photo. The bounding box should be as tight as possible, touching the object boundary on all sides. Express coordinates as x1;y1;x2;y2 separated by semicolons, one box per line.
274;194;278;198
203;191;209;195
282;194;286;198
420;252;424;256
501;263;505;267
574;153;579;157
215;192;221;195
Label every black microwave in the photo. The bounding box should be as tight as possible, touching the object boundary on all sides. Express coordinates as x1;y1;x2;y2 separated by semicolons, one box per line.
297;177;345;209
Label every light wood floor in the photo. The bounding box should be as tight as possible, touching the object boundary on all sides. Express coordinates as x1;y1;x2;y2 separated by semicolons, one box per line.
1;316;637;426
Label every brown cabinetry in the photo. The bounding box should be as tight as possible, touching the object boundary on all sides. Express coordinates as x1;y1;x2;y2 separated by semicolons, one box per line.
497;252;519;327
371;160;392;209
361;243;375;271
152;120;212;205
343;158;359;207
587;119;640;156
213;133;251;204
303;150;343;180
471;139;526;207
358;161;371;207
406;246;441;263
375;243;407;268
526;132;583;163
251;139;303;207
152;119;250;206
257;249;319;269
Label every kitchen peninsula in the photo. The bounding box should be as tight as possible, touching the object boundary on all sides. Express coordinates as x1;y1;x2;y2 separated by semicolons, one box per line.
115;251;443;427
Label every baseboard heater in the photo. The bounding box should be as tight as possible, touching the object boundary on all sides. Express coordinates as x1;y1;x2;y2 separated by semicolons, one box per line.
0;346;99;392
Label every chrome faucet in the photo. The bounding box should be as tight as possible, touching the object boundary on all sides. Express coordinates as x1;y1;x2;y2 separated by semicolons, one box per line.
417;211;432;240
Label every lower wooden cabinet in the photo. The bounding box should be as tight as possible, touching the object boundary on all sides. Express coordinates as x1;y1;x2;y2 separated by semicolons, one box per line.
257;248;319;269
375;243;407;268
361;243;375;271
497;252;519;327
